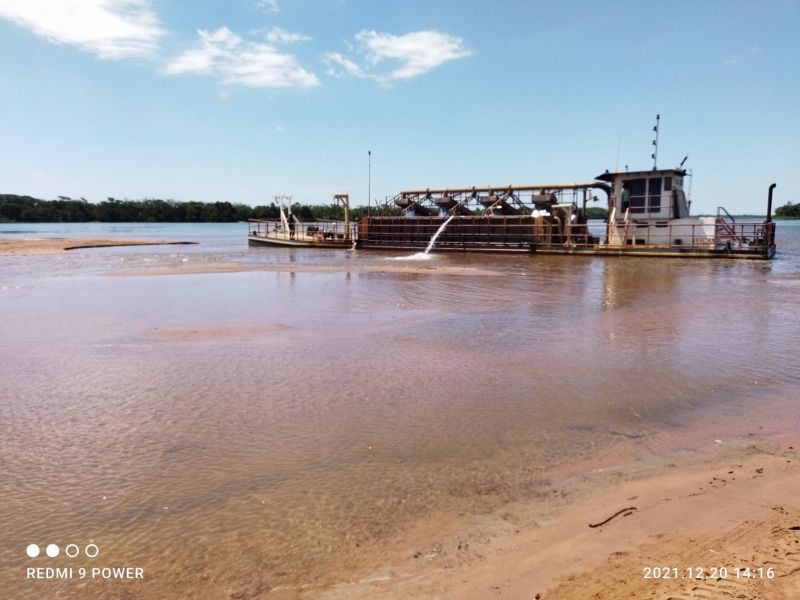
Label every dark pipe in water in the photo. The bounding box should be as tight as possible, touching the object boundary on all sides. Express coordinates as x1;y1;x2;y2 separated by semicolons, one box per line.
767;183;776;223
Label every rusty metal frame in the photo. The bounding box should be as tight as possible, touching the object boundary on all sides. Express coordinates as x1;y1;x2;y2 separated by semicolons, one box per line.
393;182;610;217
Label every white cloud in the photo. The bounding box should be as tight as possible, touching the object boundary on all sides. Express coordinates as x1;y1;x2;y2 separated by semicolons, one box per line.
257;0;279;13
323;52;369;79
265;26;310;44
356;30;471;80
325;29;470;82
0;0;163;59
164;27;319;89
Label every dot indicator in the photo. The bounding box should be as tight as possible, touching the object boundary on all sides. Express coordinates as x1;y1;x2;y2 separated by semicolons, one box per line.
45;544;60;558
26;544;40;558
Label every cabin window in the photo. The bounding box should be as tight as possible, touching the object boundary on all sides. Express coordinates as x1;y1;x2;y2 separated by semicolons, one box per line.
664;177;672;191
626;178;647;213
647;177;662;213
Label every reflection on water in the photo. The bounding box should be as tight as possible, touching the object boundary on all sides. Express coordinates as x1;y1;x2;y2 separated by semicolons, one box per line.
1;222;800;598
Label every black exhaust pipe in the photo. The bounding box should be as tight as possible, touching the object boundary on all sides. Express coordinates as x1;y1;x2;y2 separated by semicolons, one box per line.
767;183;776;223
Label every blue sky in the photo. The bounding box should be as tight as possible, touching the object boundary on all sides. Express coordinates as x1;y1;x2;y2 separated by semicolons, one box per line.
0;0;797;213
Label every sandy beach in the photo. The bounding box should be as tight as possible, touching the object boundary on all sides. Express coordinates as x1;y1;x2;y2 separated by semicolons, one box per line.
314;426;800;599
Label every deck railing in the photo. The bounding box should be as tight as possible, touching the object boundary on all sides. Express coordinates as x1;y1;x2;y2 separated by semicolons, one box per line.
248;219;357;242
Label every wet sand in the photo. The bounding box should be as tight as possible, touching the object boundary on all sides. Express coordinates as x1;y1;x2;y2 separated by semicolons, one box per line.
0;236;194;254
319;433;800;600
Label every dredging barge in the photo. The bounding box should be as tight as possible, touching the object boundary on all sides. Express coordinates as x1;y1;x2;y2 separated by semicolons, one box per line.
249;172;777;259
357;168;776;259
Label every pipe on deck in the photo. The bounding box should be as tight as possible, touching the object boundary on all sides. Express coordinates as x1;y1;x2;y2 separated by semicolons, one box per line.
767;183;776;223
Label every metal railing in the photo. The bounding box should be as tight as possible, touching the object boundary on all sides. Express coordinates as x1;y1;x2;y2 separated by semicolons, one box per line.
716;206;738;238
248;219;357;242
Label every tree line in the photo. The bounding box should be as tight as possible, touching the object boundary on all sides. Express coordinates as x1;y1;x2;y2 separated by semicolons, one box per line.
4;193;791;223
0;194;621;223
585;206;608;219
0;194;399;223
775;202;800;219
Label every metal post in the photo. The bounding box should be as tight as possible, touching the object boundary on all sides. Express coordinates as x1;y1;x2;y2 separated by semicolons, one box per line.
334;194;351;241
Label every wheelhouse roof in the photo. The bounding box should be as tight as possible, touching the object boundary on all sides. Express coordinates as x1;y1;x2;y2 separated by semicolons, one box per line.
595;168;687;182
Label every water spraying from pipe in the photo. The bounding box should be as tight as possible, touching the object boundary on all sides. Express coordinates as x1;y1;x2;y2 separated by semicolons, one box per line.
388;215;455;261
424;215;455;254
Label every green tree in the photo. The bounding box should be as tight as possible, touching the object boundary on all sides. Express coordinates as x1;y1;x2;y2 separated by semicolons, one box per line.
775;202;800;218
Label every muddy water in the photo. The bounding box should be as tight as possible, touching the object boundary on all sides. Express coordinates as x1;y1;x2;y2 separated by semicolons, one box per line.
1;222;799;598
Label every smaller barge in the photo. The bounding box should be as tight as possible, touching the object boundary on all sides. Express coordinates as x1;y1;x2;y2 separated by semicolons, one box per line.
249;194;357;248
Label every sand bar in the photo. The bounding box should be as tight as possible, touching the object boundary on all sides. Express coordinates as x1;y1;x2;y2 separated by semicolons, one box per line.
313;433;800;599
0;237;195;255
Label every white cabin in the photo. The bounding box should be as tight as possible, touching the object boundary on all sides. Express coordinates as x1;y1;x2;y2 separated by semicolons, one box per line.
596;168;716;247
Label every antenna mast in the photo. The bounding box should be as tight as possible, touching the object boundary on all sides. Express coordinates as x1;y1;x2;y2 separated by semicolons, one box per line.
651;114;660;170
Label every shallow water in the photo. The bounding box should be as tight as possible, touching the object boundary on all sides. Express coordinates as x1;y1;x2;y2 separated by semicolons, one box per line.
2;221;800;598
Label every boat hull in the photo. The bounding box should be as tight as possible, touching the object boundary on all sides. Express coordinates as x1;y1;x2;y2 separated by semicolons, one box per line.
356;241;774;259
357;216;775;259
248;235;353;249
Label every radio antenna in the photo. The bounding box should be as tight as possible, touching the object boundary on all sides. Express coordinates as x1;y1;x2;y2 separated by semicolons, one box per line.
651;114;660;170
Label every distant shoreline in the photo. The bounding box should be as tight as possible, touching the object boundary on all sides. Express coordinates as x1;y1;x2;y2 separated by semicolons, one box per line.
0;194;381;223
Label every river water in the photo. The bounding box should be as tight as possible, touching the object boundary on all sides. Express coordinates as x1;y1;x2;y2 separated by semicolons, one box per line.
1;221;799;598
